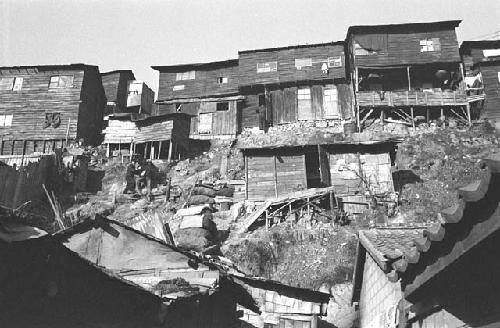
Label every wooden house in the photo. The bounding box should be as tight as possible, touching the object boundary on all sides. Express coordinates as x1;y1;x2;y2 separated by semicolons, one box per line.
238;42;354;131
101;70;136;115
460;41;500;121
352;156;500;327
0;64;106;155
102;70;155;116
152;59;244;140
239;137;395;206
102;112;191;161
346;20;470;129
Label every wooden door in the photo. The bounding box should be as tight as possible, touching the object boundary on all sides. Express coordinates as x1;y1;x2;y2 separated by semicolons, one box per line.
297;87;314;120
318;145;331;186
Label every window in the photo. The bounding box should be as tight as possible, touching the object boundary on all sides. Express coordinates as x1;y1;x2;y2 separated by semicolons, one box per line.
198;113;213;134
0;77;23;91
176;71;195;81
257;62;278;73
173;85;185;91
295;58;312;69
297;87;311;100
420;38;441;52
327;56;342;68
216;102;229;111
0;114;13;127
323;85;339;118
217;77;228;84
49;75;74;88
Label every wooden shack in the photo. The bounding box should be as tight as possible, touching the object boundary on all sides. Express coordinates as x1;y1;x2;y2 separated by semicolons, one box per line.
460;41;500;121
0;64;105;155
352;156;500;327
102;112;190;161
240;140;395;204
346;20;470;129
238;42;354;130
229;275;330;328
101;70;136;115
152;59;244;140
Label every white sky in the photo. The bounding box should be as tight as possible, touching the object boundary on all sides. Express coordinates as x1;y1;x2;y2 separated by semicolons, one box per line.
1;0;499;96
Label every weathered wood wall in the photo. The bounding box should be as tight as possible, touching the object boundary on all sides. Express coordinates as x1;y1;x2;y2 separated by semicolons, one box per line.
480;61;500;121
238;43;346;87
103;119;138;144
101;70;135;114
241;83;354;128
349;28;461;67
246;149;306;200
189;100;239;138
156;61;239;101
0;66;105;154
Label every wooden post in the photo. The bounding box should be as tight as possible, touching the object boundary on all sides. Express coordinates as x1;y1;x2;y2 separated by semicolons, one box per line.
426;108;430;123
245;155;248;200
407;66;411;91
158;141;163;159
65;118;71;146
0;138;3;155
466;104;472;126
165;177;171;202
106;143;110;158
440;107;444;120
411;107;415;131
273;155;278;199
11;140;15;155
265;209;269;230
329;191;334;211
355;68;360;131
167;140;173;162
380;109;385;129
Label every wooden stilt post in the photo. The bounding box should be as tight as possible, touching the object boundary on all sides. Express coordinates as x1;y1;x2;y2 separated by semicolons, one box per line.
158;141;163;159
355;68;360;131
273;155;278;199
466;104;471;126
167;140;173;162
106;143;110;158
426;108;430;123
411;107;415;131
440;108;444;120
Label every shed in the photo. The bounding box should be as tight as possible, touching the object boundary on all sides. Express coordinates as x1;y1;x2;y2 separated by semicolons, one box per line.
102;112;191;161
0;64;106;155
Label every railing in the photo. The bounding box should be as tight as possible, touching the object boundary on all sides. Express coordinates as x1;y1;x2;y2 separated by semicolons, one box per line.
357;89;468;107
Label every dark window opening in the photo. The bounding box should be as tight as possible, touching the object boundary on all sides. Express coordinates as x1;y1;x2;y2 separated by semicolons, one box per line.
217;77;228;84
216;102;229;111
305;151;322;188
175;103;182;112
258;94;266;106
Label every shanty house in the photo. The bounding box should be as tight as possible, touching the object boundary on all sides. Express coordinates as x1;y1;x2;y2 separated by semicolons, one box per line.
460;41;500;121
238;135;395;206
346;20;470;129
230;275;330;328
0;64;105;155
102;70;155;115
152;59;243;140
102;112;191;161
55;216;239;328
352;156;500;327
238;42;354;131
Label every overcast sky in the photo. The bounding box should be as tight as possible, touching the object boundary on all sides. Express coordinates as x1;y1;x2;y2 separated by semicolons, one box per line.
2;0;499;96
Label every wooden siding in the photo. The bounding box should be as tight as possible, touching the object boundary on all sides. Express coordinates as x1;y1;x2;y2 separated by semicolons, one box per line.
0;66;105;154
246;150;306;201
135;115;191;149
103;119;138;144
350;28;461;68
242;83;353;128
356;89;467;107
157;64;239;101
238;43;346;87
189;100;239;138
101;71;134;113
480;62;500;121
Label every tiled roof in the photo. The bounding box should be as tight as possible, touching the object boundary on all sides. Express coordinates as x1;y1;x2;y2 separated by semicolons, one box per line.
359;228;425;271
358;155;500;285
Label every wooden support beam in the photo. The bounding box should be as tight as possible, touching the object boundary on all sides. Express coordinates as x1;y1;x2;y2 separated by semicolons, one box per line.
407;66;411;91
158;141;162;160
466;104;472;126
426;108;430;123
410;107;415;131
106;143;110;158
167;140;173;162
273;155;278;199
245;155;248;200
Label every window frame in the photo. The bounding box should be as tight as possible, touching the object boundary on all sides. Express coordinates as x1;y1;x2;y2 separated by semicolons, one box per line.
0;77;23;91
176;71;196;81
257;61;278;73
49;75;74;89
0;114;13;127
295;58;313;70
216;102;229;111
297;87;311;100
327;56;342;68
420;38;441;52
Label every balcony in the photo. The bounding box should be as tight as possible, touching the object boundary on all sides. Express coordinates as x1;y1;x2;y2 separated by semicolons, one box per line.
357;89;467;108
